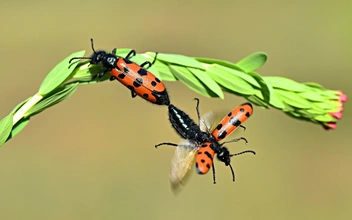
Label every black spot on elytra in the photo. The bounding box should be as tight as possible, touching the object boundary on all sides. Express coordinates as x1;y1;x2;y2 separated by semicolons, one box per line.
206;164;211;169
151;81;157;87
138;68;148;76
245;112;251;117
204;151;213;160
201;143;208;148
123;67;129;73
118;73;126;79
143;94;149;98
198;151;202;154
218;131;227;139
228;112;232;117
155;77;161;83
216;124;223;130
201;159;205;163
123;58;133;64
196;164;205;174
133;78;143;87
240;108;245;112
229;117;241;127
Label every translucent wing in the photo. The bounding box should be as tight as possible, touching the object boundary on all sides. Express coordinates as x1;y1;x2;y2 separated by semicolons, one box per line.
170;139;198;193
199;111;215;132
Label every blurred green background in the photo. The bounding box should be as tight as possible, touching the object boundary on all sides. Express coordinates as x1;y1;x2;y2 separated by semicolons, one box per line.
0;0;351;219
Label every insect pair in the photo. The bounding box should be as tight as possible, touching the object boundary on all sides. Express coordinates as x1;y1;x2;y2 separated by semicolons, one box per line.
69;39;170;106
69;40;256;190
155;99;255;191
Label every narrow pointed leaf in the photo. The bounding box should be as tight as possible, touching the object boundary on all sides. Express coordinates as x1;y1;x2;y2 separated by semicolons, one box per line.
304;82;324;89
311;102;335;110
314;114;335;122
7;117;30;141
285;111;301;118
298;90;325;102
207;64;261;88
305;108;326;115
152;61;177;81
245;95;270;109
206;65;255;95
321;91;340;100
157;54;204;70
39;50;85;95
264;76;306;92
188;67;224;99
196;57;245;72
169;65;217;98
253;89;285;109
247;71;271;102
236;52;268;72
275;89;312;109
0;115;13;146
115;48;135;56
73;63;105;82
295;109;316;119
26;83;79;117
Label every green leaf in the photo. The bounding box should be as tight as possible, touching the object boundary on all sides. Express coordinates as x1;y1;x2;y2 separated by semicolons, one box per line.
205;65;255;95
320;90;340;100
303;82;324;89
26;83;79;117
311;101;335;110
169;65;218;98
305;107;326;115
245;95;269;109
294;109;316;119
253;89;285;109
275;89;312;109
264;76;306;92
7;117;30;141
284;111;301;118
152;61;177;81
247;72;271;102
115;48;135;56
188;67;224;99
314;114;335;122
196;57;245;72
157;53;205;70
281;103;296;112
207;64;261;88
0;115;13;146
298;90;325;102
39;50;85;95
236;52;268;72
73;62;105;82
261;77;285;109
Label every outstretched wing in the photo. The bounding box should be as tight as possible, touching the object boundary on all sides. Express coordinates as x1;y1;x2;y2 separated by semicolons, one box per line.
170;139;198;193
199;111;215;133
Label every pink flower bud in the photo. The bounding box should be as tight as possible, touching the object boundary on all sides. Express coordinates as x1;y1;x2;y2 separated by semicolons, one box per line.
337;90;348;103
330;112;343;119
323;122;337;130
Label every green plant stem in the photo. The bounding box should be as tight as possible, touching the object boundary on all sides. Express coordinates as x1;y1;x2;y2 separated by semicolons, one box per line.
12;94;43;125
